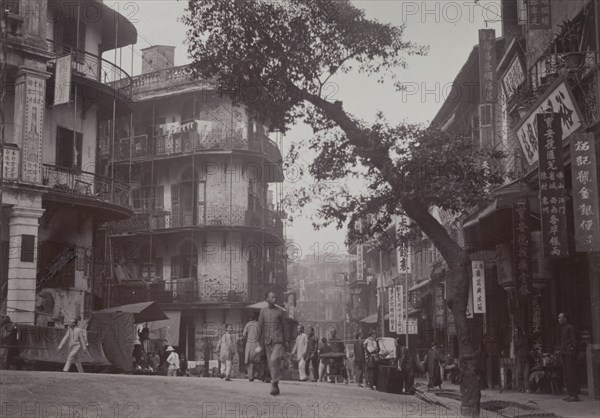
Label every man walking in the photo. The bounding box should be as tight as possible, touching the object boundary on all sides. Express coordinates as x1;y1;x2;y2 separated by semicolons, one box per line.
329;329;349;384
166;346;180;377
306;327;318;381
558;312;579;402
353;331;365;387
217;323;237;381
257;291;287;395
243;313;260;381
291;325;309;381
58;318;88;373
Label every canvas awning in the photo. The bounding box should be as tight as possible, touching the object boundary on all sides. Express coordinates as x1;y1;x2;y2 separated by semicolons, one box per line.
147;310;180;346
97;301;168;323
359;313;389;324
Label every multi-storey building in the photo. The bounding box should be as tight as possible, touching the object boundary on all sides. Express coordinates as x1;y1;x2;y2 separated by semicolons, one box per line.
102;45;287;362
1;0;136;325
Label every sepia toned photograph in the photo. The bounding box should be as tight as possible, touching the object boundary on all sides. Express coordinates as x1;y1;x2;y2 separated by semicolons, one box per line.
1;0;599;417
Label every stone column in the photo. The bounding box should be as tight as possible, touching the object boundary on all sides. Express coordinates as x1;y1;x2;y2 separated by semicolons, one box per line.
6;206;44;324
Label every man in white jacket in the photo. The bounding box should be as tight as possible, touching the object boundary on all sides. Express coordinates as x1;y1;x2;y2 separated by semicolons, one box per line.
166;346;180;376
291;325;309;381
58;318;88;373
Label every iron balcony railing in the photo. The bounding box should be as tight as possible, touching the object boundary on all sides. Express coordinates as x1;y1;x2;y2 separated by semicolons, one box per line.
46;39;132;98
108;205;283;236
42;164;130;208
102;130;282;165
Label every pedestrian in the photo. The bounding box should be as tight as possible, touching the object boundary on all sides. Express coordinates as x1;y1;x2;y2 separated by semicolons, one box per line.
353;331;365;387
329;329;349;384
179;353;189;376
425;342;442;390
57;318;89;373
558;312;579;402
317;337;330;382
515;329;531;393
217;323;237;381
291;325;309;381
364;329;380;390
256;291;288;395
306;327;319;381
166;346;179;377
243;312;260;381
397;340;419;395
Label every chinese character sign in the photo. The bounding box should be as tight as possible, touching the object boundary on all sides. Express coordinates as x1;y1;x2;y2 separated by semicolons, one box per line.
3;146;20;180
513;198;531;297
471;261;487;314
479;29;497;103
570;133;600;252
516;82;581;165
537;113;569;258
528;0;552;29
357;245;364;281
466;280;474;319
502;55;525;101
395;285;405;331
54;54;72;106
389;287;396;333
434;285;445;328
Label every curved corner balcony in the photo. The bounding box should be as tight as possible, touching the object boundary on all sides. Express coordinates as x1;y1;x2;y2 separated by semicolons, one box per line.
108;205;283;239
42;164;131;220
46;39;133;116
106;128;283;180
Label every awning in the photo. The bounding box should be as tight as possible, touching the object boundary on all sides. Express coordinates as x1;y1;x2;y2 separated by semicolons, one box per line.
359;313;389;323
147;310;180;346
463;180;538;248
408;279;431;293
247;301;287;311
97;301;169;323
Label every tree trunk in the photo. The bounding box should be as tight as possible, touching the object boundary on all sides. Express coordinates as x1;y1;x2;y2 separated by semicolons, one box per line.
447;252;481;417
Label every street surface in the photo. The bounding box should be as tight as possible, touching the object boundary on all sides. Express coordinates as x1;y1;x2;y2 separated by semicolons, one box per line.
0;371;450;418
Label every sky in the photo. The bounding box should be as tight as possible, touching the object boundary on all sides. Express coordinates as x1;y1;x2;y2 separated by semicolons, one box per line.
106;0;503;257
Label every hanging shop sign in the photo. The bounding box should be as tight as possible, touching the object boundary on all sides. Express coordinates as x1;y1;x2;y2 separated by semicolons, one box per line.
527;0;551;29
389;286;396;333
516;80;582;165
502;54;526;101
471;261;487;314
537;113;569;258
395;285;404;330
570;133;600;252
513;198;532;297
398;318;419;335
22;75;45;184
479;29;498;104
447;307;456;336
466;280;474;319
54;54;72;106
357;245;364;282
433;284;445;328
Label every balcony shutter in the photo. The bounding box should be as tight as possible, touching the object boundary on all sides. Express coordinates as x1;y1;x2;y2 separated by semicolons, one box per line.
155;185;164;209
171;184;180;227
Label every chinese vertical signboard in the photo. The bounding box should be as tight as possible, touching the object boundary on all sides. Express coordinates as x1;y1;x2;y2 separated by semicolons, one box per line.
389;286;396;333
478;29;497;103
570;133;600;252
471;261;487;314
513;198;531;297
395;285;404;331
466;281;474;318
502;55;526;101
21;75;45;184
433;284;445;328
54;54;72;106
3;145;20;180
537;113;569;258
357;245;364;281
516;81;581;165
528;0;551;29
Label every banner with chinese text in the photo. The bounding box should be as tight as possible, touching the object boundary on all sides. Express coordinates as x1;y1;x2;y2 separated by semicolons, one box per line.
570;133;600;252
433;284;445;328
471;261;487;313
513;198;532;297
528;0;551;29
537;113;569;258
466;280;474;319
479;29;497;103
389;286;396;333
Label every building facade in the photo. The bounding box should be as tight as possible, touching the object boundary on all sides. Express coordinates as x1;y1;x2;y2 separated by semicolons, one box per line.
1;0;136;325
101;45;287;363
